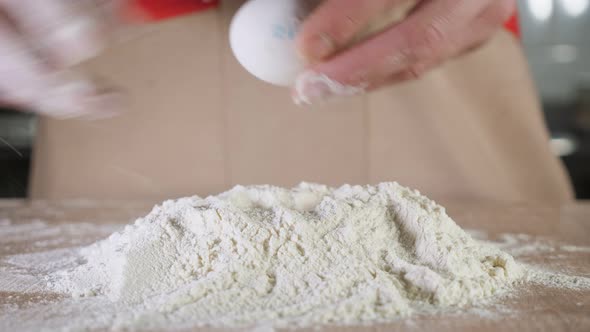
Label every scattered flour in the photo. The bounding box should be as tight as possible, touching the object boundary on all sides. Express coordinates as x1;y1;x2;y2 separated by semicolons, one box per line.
47;182;527;329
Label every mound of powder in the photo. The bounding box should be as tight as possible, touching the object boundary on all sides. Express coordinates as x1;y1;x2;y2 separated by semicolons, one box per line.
49;182;524;329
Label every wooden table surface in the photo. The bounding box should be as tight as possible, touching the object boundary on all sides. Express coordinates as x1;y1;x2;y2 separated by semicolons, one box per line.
0;200;589;331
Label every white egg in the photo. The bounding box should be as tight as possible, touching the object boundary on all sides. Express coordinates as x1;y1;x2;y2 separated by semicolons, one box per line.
229;0;306;86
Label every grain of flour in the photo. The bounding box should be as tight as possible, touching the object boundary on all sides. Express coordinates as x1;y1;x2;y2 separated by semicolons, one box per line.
48;182;525;329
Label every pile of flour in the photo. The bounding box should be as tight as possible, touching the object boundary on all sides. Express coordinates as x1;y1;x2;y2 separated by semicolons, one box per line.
48;182;524;329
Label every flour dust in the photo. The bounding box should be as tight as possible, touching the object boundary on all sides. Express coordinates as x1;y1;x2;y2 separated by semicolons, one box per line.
1;182;589;331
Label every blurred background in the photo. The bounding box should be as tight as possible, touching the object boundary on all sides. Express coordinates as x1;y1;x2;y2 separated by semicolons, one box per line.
519;0;590;198
0;0;589;199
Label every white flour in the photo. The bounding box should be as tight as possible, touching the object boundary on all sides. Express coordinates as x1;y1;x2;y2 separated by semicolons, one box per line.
47;182;526;329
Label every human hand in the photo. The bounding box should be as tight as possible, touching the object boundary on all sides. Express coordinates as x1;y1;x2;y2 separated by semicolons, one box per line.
293;0;516;105
0;0;125;119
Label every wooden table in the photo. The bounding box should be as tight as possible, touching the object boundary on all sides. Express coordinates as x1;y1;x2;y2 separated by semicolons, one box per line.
1;200;589;331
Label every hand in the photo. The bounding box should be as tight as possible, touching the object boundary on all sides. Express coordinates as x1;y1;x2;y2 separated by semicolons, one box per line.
293;0;516;105
0;0;123;119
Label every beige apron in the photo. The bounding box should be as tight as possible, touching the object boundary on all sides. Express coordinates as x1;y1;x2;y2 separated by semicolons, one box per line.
29;3;574;203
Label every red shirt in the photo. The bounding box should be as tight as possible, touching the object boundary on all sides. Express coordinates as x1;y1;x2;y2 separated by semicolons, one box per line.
128;0;520;38
128;0;220;21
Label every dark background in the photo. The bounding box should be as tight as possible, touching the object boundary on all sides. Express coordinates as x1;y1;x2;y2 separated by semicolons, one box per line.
0;109;34;198
520;0;590;198
0;0;589;198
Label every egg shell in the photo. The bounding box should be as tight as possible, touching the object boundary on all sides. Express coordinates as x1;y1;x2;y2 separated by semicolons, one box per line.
229;0;305;86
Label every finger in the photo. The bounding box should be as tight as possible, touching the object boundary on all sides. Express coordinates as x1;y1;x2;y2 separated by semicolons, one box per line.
292;0;491;105
297;0;419;62
31;77;125;120
370;61;437;90
0;0;108;68
372;0;516;90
